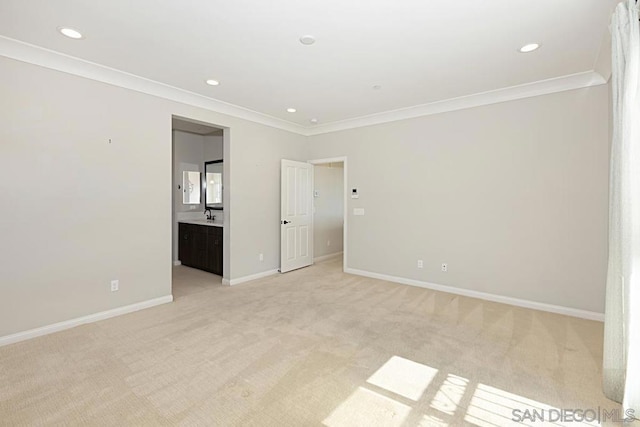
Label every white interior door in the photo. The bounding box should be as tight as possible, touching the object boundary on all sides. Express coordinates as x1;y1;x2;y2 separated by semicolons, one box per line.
280;159;313;273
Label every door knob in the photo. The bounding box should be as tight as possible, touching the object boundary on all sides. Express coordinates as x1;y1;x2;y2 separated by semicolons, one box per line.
282;220;291;225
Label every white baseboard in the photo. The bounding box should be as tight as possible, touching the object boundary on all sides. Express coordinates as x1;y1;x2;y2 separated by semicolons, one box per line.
314;252;343;263
0;295;174;347
344;268;604;322
173;260;182;266
222;269;279;286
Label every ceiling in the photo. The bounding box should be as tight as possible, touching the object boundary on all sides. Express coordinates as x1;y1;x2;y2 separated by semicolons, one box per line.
172;118;223;136
0;0;617;129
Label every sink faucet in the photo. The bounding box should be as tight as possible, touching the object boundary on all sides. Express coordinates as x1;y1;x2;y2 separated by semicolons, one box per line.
205;208;214;221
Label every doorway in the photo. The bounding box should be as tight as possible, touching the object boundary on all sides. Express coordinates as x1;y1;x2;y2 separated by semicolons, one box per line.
309;157;347;270
171;116;229;298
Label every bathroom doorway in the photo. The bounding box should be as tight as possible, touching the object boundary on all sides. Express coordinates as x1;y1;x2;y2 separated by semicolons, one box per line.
171;116;229;298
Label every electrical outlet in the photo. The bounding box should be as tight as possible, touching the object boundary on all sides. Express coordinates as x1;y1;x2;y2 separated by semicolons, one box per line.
259;253;264;262
110;280;119;292
417;260;424;268
441;263;448;272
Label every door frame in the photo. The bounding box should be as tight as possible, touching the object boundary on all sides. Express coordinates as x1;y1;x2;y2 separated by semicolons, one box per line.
308;156;348;272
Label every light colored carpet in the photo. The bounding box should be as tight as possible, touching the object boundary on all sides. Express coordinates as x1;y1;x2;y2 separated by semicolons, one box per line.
0;259;627;426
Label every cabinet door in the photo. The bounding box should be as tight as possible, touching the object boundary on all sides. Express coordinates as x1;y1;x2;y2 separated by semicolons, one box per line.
178;223;193;267
191;226;208;270
209;227;223;275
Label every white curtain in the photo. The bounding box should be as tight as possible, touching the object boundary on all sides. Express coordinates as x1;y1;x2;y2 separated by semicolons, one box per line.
604;0;640;418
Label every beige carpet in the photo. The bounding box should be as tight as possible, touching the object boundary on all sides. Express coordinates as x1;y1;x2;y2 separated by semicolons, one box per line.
0;259;627;426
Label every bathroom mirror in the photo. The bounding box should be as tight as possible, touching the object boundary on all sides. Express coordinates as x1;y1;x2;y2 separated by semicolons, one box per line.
205;160;223;210
182;171;201;204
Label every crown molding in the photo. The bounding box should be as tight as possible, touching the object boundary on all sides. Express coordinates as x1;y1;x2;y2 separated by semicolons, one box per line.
0;36;308;135
306;71;607;135
593;25;612;83
0;36;606;138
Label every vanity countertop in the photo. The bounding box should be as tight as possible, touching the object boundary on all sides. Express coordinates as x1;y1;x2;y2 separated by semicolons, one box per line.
179;219;223;228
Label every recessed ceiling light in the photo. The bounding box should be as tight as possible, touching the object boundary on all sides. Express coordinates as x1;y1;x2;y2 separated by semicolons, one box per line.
58;27;83;39
299;35;316;45
519;43;540;53
206;79;220;86
372;85;382;90
310;118;318;124
287;108;297;113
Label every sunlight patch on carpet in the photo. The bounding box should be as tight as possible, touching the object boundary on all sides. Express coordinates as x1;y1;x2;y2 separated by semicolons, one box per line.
323;386;411;427
366;355;438;401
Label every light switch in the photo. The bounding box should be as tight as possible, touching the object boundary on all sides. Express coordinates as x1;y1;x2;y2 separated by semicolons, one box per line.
354;208;365;216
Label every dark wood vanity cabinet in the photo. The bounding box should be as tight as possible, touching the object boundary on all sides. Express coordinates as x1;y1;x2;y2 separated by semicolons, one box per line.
179;223;223;275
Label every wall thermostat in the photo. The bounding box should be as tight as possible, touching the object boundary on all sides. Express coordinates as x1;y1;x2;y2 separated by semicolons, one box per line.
351;188;359;199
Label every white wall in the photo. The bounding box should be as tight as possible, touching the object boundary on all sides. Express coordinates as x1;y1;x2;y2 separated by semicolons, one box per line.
172;130;204;262
313;163;344;258
0;56;306;338
204;134;223;161
307;85;610;313
173;130;205;213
